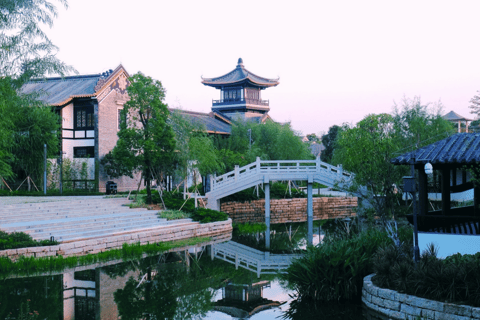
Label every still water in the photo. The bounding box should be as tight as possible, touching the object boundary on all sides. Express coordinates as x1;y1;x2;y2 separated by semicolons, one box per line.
1;222;386;319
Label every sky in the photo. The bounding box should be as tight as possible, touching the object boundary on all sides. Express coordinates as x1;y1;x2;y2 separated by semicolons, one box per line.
45;0;480;136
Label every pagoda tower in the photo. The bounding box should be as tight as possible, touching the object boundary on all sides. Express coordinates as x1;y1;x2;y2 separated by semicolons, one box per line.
202;58;279;121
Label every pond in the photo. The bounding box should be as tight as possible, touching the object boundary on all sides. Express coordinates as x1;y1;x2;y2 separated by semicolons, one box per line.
1;222;388;320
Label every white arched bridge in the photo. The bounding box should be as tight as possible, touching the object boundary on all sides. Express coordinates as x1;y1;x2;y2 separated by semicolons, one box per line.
206;157;355;248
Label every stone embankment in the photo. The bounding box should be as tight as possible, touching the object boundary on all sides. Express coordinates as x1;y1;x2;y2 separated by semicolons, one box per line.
221;197;357;224
0;220;232;262
362;274;480;320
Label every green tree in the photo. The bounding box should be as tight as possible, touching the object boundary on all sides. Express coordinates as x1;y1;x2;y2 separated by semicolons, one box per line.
306;133;319;143
0;0;74;80
10;102;60;188
101;73;176;204
333;97;454;221
169;110;223;185
0;0;72;185
321;125;343;163
469;90;480;119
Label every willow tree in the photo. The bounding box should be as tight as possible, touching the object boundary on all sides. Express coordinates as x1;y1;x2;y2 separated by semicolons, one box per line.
0;0;72;185
101;73;176;204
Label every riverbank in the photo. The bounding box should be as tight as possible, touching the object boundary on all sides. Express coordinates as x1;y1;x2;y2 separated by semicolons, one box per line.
362;274;480;320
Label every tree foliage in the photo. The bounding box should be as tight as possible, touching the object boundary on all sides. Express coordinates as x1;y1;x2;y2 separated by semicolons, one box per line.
321;125;343;163
0;0;74;81
333;97;454;220
101;73;176;204
469;90;480;118
213;119;313;173
169;110;223;181
0;0;72;186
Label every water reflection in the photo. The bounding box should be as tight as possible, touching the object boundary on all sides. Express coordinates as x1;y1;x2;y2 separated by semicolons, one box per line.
1;222;387;320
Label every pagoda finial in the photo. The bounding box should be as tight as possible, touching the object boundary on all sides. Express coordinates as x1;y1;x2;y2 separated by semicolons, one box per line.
237;58;244;67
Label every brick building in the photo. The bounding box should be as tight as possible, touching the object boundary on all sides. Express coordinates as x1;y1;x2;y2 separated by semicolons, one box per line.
22;65;138;192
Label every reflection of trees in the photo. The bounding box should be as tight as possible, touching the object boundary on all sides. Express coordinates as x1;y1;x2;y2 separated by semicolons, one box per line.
0;275;63;320
113;252;276;320
233;222;308;253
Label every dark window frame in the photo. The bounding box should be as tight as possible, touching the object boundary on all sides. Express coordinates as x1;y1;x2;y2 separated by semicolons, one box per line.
74;146;95;158
74;106;94;130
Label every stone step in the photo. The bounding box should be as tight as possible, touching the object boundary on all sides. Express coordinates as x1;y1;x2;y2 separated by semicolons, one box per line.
29;218;169;240
0;207;150;223
0;199;132;214
1;211;160;233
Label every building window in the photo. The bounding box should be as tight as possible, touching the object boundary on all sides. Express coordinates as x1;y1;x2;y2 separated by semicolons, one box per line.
75;106;94;129
74;146;95;158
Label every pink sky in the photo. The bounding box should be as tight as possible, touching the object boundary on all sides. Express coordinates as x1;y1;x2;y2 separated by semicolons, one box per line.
46;0;480;135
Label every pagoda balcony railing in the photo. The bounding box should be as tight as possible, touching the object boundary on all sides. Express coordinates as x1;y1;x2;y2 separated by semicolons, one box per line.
212;98;269;107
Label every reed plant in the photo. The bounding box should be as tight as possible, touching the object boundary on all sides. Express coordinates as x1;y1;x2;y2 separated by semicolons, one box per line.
283;228;391;301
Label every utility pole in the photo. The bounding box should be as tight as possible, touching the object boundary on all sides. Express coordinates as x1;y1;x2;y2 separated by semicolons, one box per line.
44;144;47;195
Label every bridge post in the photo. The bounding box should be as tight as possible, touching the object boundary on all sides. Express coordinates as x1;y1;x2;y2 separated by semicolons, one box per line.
307;175;313;246
256;157;261;173
264;176;271;250
235;165;239;182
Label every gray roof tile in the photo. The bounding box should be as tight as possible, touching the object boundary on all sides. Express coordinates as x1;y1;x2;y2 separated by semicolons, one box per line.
391;133;480;165
21;74;101;105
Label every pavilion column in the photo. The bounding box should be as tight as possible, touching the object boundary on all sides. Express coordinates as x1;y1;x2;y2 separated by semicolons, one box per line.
307;175;313;246
264;177;270;250
418;168;428;215
441;169;451;215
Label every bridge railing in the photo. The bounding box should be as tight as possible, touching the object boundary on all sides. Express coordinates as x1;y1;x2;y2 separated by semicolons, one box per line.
211;157;353;192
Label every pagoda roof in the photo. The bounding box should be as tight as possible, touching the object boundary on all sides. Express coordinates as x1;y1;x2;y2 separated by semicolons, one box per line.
443;110;473;122
390;132;480;166
202;58;279;89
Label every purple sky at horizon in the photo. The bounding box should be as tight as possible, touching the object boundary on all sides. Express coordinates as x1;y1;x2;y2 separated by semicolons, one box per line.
46;0;480;136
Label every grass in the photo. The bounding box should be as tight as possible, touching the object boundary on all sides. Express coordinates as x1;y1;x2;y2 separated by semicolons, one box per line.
158;210;191;220
0;237;211;277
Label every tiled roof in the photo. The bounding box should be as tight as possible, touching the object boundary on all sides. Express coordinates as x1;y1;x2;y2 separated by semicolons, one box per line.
391;133;480;165
202;58;279;88
443;110;473;122
21;74;101;105
175;110;231;135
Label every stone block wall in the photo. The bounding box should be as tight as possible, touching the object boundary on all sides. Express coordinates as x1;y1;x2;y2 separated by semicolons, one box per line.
221;197;357;224
0;220;232;262
362;274;480;320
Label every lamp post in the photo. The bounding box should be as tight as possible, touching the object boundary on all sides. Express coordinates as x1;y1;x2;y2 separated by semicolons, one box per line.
343;216;352;235
247;129;252;150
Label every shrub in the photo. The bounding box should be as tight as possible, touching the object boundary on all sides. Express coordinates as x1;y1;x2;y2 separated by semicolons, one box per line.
0;231;58;250
283;229;391;301
190;208;228;223
373;244;480;307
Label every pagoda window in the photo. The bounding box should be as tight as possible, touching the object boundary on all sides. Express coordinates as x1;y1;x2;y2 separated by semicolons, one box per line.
223;89;242;101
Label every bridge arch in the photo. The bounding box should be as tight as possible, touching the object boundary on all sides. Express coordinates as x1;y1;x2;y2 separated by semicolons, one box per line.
206;157;355;248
